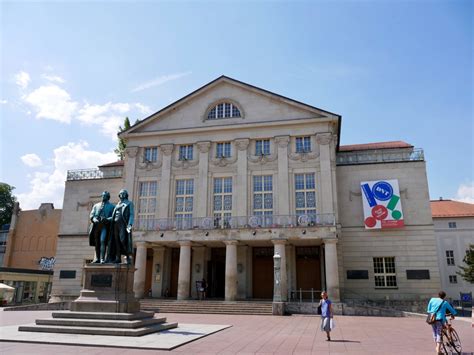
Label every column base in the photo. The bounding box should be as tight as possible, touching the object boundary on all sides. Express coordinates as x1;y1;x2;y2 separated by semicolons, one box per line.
272;302;285;316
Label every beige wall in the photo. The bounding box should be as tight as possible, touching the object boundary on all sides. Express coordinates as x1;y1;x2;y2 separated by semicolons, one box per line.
4;203;60;269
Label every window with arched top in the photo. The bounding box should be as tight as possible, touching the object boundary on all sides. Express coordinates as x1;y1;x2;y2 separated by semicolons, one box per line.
207;102;241;120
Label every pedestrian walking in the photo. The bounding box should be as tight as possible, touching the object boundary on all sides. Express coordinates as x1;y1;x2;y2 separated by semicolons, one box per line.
426;290;457;354
319;291;333;341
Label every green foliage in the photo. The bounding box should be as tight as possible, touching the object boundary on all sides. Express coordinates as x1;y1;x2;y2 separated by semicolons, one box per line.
0;183;17;226
114;117;131;160
457;244;474;283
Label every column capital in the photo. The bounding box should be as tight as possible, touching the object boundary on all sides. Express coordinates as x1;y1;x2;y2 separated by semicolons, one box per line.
178;241;192;247
224;240;239;246
136;241;148;248
197;141;211;153
125;146;139;158
272;239;287;246
160;144;174;156
316;133;333;145
324;238;338;245
274;135;290;148
235;138;250;151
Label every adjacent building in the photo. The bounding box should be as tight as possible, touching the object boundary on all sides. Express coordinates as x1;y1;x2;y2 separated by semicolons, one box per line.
1;203;60;304
431;199;474;300
50;76;441;308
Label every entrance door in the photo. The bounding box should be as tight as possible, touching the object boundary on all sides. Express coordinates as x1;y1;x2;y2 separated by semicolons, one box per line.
207;248;225;298
252;247;274;299
296;246;321;299
169;248;180;298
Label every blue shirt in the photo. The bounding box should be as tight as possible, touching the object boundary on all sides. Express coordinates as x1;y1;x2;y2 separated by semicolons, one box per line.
321;299;332;317
426;297;457;324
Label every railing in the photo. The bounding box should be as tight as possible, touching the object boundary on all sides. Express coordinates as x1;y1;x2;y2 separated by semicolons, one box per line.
135;213;335;231
66;168;123;181
336;148;424;165
288;288;323;303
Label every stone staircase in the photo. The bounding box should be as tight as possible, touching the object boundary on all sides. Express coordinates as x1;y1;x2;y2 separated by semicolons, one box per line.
19;311;178;336
140;299;273;315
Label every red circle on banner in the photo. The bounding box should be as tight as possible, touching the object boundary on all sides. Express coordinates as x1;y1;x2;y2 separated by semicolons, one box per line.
371;205;388;220
364;216;377;228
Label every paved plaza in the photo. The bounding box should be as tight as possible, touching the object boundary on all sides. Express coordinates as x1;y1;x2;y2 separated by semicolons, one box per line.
0;310;473;354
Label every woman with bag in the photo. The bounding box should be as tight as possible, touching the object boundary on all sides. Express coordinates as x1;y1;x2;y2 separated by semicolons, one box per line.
426;291;457;354
319;291;333;341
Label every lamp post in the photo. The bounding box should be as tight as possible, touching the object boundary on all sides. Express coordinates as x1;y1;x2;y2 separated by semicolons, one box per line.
272;252;284;315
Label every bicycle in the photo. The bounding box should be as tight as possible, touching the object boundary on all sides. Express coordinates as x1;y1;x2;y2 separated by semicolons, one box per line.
440;316;462;354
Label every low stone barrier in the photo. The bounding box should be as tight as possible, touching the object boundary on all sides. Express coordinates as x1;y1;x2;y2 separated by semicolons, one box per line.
2;301;70;311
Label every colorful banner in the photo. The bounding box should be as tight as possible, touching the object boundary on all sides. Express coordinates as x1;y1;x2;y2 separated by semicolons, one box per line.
361;179;404;229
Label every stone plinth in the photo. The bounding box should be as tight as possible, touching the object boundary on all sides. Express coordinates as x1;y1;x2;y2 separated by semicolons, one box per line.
71;264;140;313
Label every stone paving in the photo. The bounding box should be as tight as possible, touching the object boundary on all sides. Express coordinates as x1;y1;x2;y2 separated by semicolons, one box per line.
1;310;473;354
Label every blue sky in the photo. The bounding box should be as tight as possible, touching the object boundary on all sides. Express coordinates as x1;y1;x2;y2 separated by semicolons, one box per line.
1;0;472;209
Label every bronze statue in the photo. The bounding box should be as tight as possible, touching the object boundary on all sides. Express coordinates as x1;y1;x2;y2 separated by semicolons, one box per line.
89;191;115;263
107;189;134;264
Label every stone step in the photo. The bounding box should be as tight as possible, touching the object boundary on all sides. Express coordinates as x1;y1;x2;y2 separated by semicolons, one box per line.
52;311;155;321
140;307;272;315
36;316;167;329
18;322;178;337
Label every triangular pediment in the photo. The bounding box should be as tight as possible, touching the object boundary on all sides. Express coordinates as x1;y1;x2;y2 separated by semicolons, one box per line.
123;76;339;136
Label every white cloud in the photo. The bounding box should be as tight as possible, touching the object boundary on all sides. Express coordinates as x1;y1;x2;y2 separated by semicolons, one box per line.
42;74;65;84
21;153;43;167
16;141;117;209
15;71;31;89
0;99;7;104
135;103;152;115
25;84;78;123
131;71;191;93
453;181;474;204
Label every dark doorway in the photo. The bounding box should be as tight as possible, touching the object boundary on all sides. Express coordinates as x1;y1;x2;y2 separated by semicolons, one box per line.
145;248;153;297
296;246;321;299
169;248;180;298
207;248;225;298
252;247;274;299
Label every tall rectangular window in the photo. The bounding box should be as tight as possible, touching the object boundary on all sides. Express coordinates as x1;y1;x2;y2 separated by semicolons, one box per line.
446;250;455;265
448;222;457;228
138;181;157;229
255;139;270;156
448;275;457;284
175;179;194;228
144;147;158;162
213;177;232;228
373;257;397;288
295;173;316;219
179;145;193;160
253;175;273;216
216;142;231;158
296;137;311;153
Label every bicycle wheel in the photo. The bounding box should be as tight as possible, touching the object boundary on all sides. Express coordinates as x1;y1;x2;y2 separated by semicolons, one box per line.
440;329;450;354
448;329;462;354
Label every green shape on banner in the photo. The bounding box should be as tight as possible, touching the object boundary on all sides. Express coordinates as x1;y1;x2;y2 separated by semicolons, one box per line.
387;195;400;211
392;210;402;220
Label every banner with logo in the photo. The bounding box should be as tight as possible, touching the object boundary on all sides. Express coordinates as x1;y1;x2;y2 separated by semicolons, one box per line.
360;179;404;229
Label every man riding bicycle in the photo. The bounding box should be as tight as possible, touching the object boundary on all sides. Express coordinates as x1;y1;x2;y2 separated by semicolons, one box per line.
427;291;457;354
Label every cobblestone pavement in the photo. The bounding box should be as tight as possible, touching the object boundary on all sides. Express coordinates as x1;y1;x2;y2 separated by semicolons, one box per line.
1;310;473;354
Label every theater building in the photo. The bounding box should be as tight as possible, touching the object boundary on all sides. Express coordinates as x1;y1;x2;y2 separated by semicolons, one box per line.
50;76;441;306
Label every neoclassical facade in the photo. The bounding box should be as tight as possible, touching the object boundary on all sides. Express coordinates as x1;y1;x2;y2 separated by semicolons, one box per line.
51;76;441;305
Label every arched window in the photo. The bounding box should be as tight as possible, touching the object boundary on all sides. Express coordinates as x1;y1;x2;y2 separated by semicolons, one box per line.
207;102;241;120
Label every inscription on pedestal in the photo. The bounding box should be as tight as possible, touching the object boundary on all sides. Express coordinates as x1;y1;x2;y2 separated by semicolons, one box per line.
91;274;113;287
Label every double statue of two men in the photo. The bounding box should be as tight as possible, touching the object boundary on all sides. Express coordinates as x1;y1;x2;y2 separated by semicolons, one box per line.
88;189;134;265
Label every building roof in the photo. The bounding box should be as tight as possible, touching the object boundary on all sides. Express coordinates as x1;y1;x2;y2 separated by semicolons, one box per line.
430;199;474;218
98;160;124;167
339;141;413;152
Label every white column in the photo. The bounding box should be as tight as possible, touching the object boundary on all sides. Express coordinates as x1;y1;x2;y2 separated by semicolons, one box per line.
196;142;211;218
158;144;174;219
177;241;192;300
324;239;340;302
235;139;249;217
124;147;139;199
151;246;165;297
317;133;334;216
191;246;205;299
225;240;238;301
133;242;148;299
275;136;290;216
273;240;288;301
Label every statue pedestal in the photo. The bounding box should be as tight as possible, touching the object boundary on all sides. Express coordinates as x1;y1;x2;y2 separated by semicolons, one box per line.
71;264;140;313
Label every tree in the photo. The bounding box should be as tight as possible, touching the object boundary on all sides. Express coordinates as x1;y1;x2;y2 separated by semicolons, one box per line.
457;244;474;283
0;183;17;227
114;117;131;160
